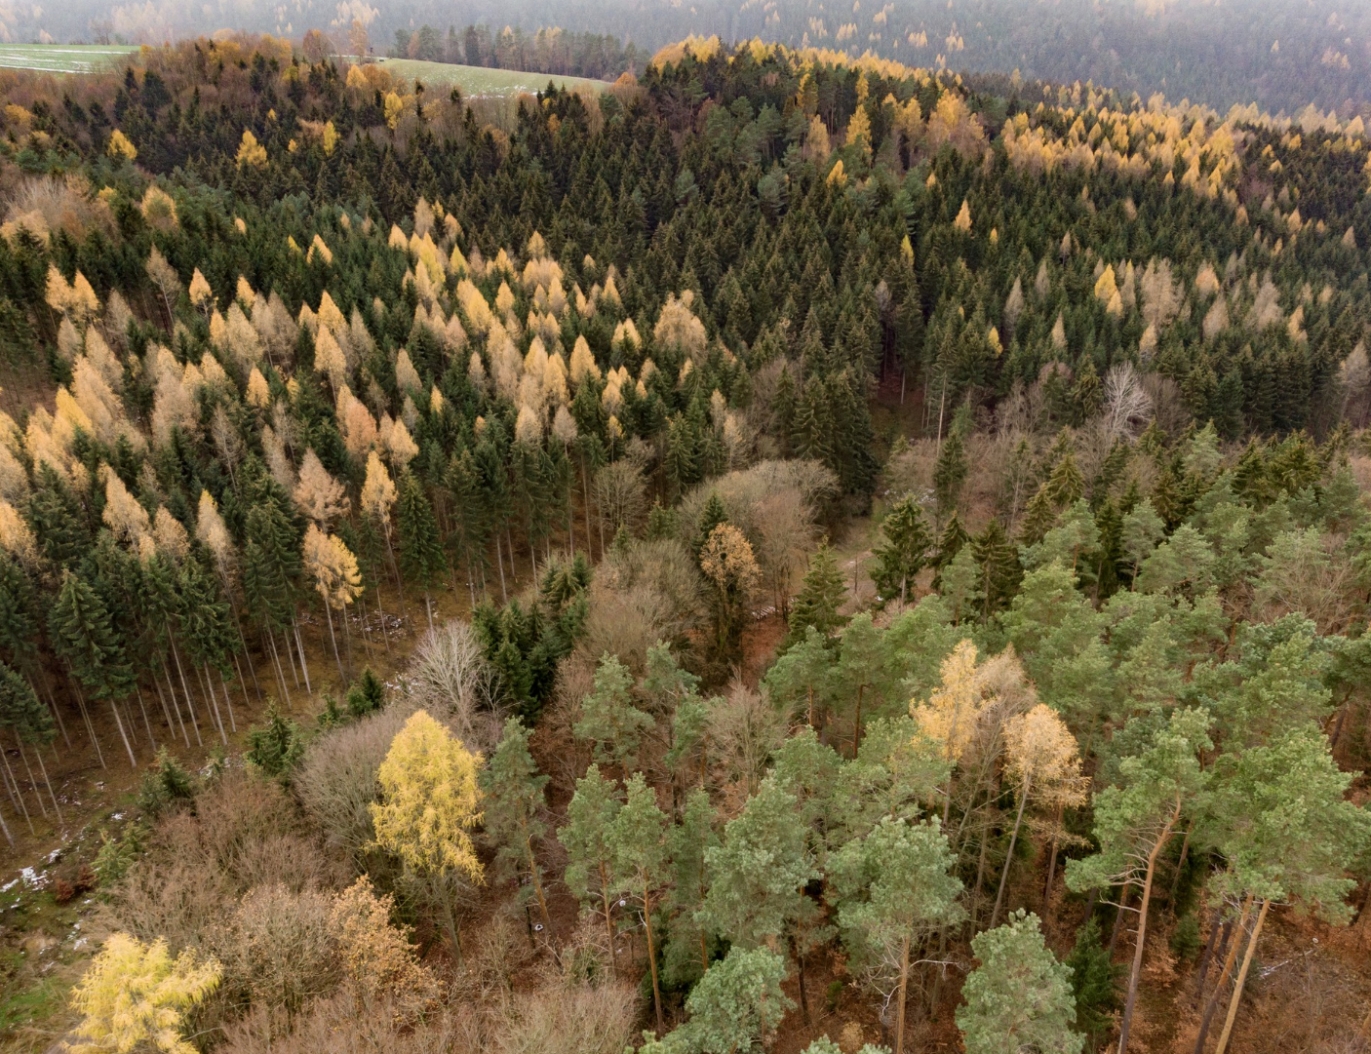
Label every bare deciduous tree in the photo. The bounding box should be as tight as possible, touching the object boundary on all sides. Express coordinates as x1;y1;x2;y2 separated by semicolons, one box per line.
405;621;503;754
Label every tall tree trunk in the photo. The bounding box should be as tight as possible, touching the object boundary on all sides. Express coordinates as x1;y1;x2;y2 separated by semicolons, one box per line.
1213;899;1270;1054
219;670;238;734
265;629;292;709
0;798;12;847
323;602;346;683
1043;802;1064;909
195;664;226;744
991;776;1031;929
14;738;47;819
34;670;70;747
34;747;61;824
293;617;313;695
895;934;912;1054
0;746;33;834
495;533;508;603
643;886;664;1033
852;683;865;759
1117;809;1179;1054
599;862;618;975
1192;914;1228;1007
341;605;355;680
168;635;204;745
69;677;105;769
132;683;156;750
1194;896;1253;1054
107;698;137;769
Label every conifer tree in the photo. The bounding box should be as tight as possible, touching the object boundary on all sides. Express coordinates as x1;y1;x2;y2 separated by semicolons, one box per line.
957;910;1083;1054
1067;708;1212;1054
558;763;624;973
481;717;553;934
69;933;220;1054
701;776;817;950
371;710;484;955
870;497;931;605
830;815;963;1054
785;540;846;649
609;772;670;1031
50;570;137;768
397;470;446;629
574;654;653;770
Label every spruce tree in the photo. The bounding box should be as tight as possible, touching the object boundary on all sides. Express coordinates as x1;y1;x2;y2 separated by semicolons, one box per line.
397;469;446;628
49;570;138;767
870;497;931;605
785;540;846;649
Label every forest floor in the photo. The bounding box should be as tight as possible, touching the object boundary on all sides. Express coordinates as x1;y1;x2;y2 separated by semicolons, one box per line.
0;565;495;1051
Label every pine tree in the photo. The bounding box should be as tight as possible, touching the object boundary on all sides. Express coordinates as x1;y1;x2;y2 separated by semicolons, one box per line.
957;910;1083;1054
480;717;553;933
609;773;670;1031
558;763;624;973
830;815;964;1054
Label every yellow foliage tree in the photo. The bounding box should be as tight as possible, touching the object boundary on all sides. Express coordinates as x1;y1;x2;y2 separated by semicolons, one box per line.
953;199;973;232
107;129;137;161
383;92;404;130
991;703;1086;925
303;522;363;680
69;933;220;1054
294;449;350;526
911;638;986;764
846;102;873;164
371;711;484;950
187;268;213;311
236;128;268;167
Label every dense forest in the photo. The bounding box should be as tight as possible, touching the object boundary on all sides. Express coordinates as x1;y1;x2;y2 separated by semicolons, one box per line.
0;28;1370;1054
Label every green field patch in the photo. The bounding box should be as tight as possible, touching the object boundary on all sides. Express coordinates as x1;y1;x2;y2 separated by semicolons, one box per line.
373;58;606;96
0;44;137;75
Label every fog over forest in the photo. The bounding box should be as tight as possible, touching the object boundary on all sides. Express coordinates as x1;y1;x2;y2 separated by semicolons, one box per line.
9;0;1371;115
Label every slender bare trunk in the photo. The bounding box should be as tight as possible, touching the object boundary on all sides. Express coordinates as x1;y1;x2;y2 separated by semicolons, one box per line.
1194;896;1253;1054
14;739;46;819
169;635;203;745
644;886;663;1033
0;746;33;834
599;862;618;975
293;617;313;695
34;748;62;824
895;934;912;1054
1118;809;1178;1054
108;699;137;769
1213;899;1270;1054
991;777;1031;929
